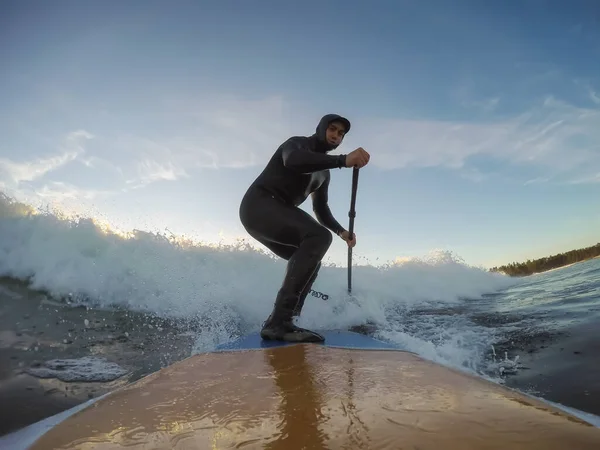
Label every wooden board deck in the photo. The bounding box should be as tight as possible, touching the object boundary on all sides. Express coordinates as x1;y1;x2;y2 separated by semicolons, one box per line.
27;342;600;449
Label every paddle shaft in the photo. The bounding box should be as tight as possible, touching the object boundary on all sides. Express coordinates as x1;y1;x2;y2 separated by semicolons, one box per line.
347;167;360;294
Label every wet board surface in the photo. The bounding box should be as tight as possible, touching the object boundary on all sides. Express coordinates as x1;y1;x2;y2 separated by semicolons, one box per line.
18;332;600;450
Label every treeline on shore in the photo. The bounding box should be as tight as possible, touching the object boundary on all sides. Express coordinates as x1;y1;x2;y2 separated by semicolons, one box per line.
490;243;600;276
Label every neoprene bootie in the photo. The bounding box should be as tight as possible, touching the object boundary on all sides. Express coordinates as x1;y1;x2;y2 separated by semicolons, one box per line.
260;315;324;342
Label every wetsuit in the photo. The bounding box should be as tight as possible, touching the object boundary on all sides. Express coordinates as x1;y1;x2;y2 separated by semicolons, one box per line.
239;114;351;342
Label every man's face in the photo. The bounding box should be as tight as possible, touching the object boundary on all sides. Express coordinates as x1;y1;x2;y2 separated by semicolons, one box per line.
325;121;346;147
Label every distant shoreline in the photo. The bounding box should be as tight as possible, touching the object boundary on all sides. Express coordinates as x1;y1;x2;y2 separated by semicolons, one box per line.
489;244;600;277
496;256;598;278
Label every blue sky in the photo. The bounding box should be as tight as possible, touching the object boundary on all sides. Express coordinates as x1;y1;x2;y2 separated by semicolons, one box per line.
1;0;599;268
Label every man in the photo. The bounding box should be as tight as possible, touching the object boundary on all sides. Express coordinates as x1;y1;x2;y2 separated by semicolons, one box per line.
239;114;370;343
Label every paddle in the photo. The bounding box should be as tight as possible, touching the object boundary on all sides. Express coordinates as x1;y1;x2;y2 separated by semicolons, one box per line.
308;167;360;301
347;167;360;294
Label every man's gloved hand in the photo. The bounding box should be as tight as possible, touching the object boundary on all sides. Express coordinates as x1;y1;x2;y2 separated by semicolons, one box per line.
339;230;356;248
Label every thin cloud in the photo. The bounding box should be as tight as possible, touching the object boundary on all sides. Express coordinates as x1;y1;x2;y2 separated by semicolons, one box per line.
347;95;600;184
126;158;189;189
35;181;113;201
113;93;600;187
5;93;599;205
112;136;190;189
96;96;293;188
567;173;600;184
571;78;600;106
79;95;297;190
171;94;296;169
524;177;550;185
0;130;92;185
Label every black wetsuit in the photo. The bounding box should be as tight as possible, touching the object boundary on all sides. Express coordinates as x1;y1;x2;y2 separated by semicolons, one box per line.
239;114;351;341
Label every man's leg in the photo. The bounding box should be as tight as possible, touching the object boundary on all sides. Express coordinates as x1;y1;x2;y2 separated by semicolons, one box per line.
239;187;332;342
261;230;330;342
292;261;321;317
251;240;321;319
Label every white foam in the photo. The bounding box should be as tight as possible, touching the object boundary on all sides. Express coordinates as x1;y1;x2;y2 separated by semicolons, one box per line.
0;194;518;376
0;284;22;299
26;356;129;382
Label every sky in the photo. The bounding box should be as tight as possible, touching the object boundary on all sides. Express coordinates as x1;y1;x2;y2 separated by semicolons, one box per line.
1;0;599;269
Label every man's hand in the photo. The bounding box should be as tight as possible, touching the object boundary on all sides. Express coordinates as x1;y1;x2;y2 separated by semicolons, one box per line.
346;147;370;168
339;230;356;248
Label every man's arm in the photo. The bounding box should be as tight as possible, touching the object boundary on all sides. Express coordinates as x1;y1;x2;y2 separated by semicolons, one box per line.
282;138;347;174
311;172;345;236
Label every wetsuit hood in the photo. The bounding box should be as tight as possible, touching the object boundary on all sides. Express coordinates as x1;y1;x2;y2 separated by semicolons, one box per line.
312;114;351;153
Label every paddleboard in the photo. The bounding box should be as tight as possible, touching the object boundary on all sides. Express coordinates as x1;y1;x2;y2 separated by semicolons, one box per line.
3;330;600;449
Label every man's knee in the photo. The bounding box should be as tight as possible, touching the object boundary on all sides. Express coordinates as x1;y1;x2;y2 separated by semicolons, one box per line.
312;227;333;253
323;229;333;248
315;260;322;273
